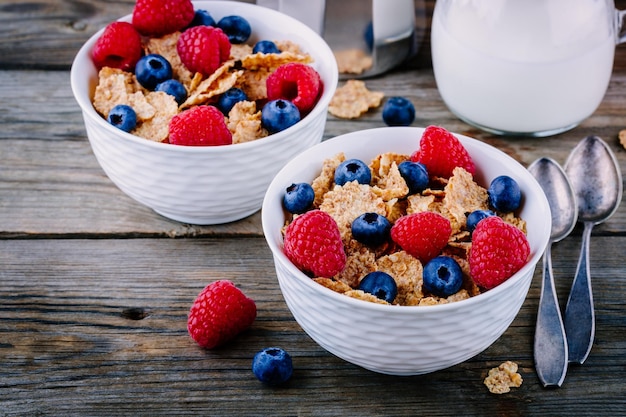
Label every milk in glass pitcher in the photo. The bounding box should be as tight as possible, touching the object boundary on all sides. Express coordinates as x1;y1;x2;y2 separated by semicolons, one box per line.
431;0;626;137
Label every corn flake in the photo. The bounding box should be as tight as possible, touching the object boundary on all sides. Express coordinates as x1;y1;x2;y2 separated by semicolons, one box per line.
328;80;384;119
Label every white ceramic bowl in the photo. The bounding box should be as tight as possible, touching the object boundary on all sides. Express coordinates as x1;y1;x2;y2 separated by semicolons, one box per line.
71;1;338;225
262;127;551;375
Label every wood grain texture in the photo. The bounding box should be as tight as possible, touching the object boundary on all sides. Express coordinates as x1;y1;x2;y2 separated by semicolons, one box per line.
1;0;626;415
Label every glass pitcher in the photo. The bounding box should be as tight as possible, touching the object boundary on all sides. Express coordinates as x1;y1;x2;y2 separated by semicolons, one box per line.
431;0;626;137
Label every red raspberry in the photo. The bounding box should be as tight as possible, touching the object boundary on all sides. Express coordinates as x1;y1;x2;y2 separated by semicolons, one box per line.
390;212;451;263
266;63;322;115
283;210;346;278
410;125;475;179
469;216;530;289
187;280;257;349
132;0;195;37
168;106;232;146
176;26;231;77
91;22;142;71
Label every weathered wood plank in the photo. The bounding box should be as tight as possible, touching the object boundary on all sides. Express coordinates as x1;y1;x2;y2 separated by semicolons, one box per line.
0;237;624;416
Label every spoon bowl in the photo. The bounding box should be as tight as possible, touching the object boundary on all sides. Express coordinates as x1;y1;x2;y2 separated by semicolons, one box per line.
528;157;578;387
563;136;623;364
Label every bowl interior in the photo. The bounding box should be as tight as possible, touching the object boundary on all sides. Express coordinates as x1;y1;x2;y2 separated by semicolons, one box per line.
70;0;338;153
262;126;551;310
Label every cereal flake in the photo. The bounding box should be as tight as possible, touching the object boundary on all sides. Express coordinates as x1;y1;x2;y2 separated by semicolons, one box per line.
484;361;523;394
334;49;373;75
328;80;384;119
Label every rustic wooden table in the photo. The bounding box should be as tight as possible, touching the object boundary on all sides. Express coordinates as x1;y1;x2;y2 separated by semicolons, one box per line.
1;1;625;416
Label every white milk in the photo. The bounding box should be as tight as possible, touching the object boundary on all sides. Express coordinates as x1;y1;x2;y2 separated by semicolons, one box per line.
431;0;615;135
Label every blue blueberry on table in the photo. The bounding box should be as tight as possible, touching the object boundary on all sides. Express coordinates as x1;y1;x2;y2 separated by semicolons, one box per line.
283;183;315;214
217;15;252;44
423;256;463;297
107;104;137;132
382;96;416;126
466;209;496;233
155;79;187;105
217;87;248;115
135;54;173;90
253;40;281;54
188;9;216;27
488;175;522;212
358;271;398;303
398;161;429;194
334;159;371;186
351;212;391;246
252;347;293;386
261;99;301;134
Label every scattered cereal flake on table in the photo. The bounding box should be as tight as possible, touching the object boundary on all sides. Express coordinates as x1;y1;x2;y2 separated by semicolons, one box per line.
620;129;626;149
328;80;384;119
227;100;268;144
484;361;523;394
334;49;373;75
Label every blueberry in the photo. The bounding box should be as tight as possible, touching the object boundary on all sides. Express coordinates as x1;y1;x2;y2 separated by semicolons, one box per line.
363;21;373;52
188;9;216;27
135;54;173;90
398;161;429;194
252;347;293;386
358;271;398;303
334;159;371;186
261;99;301;134
217;15;251;44
155;79;187;105
466;209;496;233
107;104;137;132
382;97;416;126
283;183;315;214
488;175;522;212
423;256;463;297
217;87;248;115
253;40;281;54
351;213;391;246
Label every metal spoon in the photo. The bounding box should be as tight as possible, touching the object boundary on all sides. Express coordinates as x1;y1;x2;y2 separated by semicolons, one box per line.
528;157;578;387
563;136;623;364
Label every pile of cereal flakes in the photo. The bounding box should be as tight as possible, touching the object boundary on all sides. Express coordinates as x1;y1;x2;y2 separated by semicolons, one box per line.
93;32;313;144
285;151;526;307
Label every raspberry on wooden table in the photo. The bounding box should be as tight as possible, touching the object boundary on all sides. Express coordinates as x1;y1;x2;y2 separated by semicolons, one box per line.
411;125;475;179
92;22;142;71
168;106;232;146
132;0;195;37
469;216;530;289
187;280;257;349
283;210;346;278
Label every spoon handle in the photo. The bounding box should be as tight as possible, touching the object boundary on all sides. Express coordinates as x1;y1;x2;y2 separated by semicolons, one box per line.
534;244;568;387
564;222;595;364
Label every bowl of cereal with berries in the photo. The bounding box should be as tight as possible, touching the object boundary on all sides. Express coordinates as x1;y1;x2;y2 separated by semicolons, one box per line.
70;0;338;224
262;126;551;375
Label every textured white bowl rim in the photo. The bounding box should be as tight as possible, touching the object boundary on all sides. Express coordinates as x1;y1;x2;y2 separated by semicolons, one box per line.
70;0;338;155
262;126;551;313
